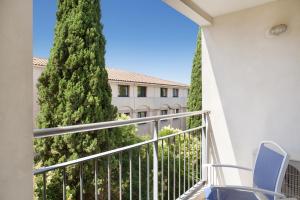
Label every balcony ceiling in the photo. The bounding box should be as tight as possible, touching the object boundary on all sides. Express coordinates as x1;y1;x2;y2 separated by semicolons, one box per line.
190;0;276;17
164;0;277;25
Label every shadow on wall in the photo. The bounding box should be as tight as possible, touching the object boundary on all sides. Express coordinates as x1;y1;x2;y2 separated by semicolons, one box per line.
202;0;300;186
202;27;247;186
207;114;226;185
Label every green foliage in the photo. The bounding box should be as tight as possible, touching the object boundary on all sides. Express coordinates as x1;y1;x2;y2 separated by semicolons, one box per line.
34;0;119;199
34;0;203;198
187;29;202;128
34;115;144;200
158;126;202;199
37;0;115;128
34;122;201;199
159;125;180;137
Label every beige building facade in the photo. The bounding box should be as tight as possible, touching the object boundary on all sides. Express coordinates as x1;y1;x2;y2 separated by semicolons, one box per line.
33;57;189;135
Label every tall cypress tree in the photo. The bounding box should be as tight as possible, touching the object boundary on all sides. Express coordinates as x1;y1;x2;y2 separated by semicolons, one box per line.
35;0;117;198
187;29;202;128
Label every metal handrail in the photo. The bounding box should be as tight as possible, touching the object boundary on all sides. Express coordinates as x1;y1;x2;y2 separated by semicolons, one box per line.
34;110;209;138
33;125;205;175
158;125;205;141
34;138;156;175
33;110;210;200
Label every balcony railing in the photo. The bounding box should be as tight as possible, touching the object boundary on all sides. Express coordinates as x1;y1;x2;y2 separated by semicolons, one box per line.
33;110;210;200
112;97;187;110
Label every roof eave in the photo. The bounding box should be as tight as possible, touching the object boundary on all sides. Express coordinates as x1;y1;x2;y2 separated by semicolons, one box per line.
163;0;213;26
109;79;189;88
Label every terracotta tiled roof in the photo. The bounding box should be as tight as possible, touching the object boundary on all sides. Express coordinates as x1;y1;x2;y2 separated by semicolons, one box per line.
107;68;188;87
33;57;48;67
33;57;189;87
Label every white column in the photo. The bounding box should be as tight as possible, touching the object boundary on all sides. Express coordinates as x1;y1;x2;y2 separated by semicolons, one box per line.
0;0;33;199
152;120;159;200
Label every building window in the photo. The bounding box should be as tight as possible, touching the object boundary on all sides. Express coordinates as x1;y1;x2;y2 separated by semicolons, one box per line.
160;88;168;97
161;110;168;115
118;85;129;97
119;112;130;117
137;111;147;118
173;109;180;119
137;86;147;97
173;88;179;97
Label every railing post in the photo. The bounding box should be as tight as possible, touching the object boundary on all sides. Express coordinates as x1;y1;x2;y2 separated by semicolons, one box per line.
202;112;209;182
153;120;159;200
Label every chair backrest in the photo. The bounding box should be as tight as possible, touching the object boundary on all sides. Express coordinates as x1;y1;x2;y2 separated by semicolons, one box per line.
253;141;289;200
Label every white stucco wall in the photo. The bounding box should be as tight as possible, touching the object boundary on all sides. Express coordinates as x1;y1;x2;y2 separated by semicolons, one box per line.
33;66;44;127
111;81;188;135
33;69;188;135
111;81;188;112
202;0;300;185
0;0;33;199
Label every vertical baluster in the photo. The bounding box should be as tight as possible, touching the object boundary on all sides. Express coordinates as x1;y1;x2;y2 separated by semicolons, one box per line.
94;160;98;200
206;113;209;176
200;127;203;181
211;167;215;184
161;140;164;200
173;136;176;200
199;129;202;181
80;163;83;200
209;165;212;185
199;128;202;181
183;132;186;192
108;157;111;200
43;172;46;200
198;130;200;182
147;144;150;200
153;120;159;200
63;168;66;200
192;130;194;186
178;134;181;198
188;131;190;189
139;149;141;200
202;113;208;182
129;150;132;200
168;138;170;200
119;153;122;200
196;129;198;182
212;166;215;185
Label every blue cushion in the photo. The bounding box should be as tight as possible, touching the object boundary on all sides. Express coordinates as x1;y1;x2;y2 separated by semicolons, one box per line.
204;187;259;200
253;144;284;200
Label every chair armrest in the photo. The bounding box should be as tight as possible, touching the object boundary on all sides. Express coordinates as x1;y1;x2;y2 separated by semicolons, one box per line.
203;164;252;171
213;185;286;198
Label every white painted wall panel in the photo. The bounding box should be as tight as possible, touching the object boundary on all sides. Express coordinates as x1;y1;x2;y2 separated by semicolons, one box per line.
202;0;300;185
0;0;33;199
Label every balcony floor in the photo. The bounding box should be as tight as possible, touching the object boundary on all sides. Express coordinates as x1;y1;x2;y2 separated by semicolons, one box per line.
180;181;205;200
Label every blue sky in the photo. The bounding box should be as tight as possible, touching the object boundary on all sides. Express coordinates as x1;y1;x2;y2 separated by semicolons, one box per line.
33;0;199;84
